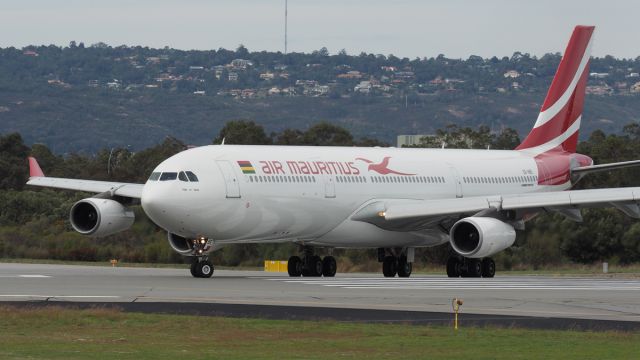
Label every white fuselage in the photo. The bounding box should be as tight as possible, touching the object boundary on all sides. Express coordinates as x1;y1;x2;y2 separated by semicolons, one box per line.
141;145;569;248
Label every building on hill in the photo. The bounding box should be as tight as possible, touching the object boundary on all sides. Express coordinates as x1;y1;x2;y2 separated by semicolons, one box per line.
503;70;520;78
586;84;613;95
397;134;435;147
230;59;252;69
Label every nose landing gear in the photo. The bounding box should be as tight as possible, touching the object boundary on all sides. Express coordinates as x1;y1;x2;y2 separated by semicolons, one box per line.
190;257;214;278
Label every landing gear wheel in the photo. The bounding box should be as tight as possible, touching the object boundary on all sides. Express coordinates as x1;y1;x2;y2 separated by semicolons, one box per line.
481;258;496;278
322;256;337;277
446;256;461;278
288;256;303;277
382;256;397;277
464;259;482;278
197;260;214;278
190;261;200;278
397;256;412;278
309;255;323;277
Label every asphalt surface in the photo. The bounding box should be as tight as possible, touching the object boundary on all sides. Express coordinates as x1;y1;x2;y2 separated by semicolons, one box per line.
1;262;639;330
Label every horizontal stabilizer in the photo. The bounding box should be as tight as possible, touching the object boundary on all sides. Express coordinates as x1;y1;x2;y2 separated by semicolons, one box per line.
572;159;640;175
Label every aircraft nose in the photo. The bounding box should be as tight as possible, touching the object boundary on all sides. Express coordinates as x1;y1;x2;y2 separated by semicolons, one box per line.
141;183;175;228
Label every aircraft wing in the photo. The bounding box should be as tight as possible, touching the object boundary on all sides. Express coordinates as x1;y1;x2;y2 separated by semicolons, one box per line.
353;187;640;231
26;157;144;199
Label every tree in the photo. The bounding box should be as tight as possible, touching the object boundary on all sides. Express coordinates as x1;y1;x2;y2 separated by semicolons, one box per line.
302;122;354;146
212;120;272;145
0;133;30;190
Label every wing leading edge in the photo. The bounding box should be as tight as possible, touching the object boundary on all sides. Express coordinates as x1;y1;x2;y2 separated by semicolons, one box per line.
26;157;144;199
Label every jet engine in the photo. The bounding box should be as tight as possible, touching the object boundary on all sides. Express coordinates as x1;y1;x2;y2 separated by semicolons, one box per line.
449;217;516;258
167;232;195;255
167;233;215;256
69;198;134;237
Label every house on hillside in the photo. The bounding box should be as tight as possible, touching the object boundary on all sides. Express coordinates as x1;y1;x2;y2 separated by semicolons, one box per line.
337;71;363;79
503;70;520;78
586;84;613;95
260;72;275;80
230;59;252;69
354;81;372;93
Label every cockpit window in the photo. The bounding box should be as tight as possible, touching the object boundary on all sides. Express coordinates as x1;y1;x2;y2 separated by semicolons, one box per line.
148;172;161;181
178;171;189;182
159;172;177;181
185;171;199;182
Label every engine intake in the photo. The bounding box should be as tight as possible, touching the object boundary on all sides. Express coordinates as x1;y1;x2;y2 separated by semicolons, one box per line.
70;198;134;237
450;217;516;258
167;232;195;255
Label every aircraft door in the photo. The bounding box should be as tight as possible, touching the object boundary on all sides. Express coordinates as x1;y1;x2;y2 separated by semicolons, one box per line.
449;166;463;198
324;175;336;198
216;160;241;198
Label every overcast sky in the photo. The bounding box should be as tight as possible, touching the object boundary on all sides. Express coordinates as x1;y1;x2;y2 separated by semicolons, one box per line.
1;0;638;59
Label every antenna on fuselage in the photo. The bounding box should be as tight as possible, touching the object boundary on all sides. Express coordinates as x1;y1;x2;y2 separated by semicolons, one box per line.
221;137;226;145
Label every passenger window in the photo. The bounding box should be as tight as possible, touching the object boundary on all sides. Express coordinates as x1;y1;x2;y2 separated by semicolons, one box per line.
160;172;177;181
178;171;189;182
148;172;161;181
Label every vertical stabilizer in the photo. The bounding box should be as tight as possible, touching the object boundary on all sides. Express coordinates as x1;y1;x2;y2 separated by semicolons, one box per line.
516;25;595;154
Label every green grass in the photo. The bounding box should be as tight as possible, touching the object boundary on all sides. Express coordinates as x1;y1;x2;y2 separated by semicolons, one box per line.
0;306;638;360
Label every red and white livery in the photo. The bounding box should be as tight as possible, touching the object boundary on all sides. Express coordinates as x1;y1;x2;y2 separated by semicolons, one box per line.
27;26;640;278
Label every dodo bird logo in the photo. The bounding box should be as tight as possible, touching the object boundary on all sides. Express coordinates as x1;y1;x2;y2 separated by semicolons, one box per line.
355;156;415;176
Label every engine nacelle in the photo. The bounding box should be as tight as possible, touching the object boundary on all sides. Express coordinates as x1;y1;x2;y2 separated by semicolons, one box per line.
449;217;516;258
167;232;195;255
70;198;135;237
167;232;219;256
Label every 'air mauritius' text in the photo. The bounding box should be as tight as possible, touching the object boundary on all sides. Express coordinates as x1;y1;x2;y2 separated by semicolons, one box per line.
260;160;360;175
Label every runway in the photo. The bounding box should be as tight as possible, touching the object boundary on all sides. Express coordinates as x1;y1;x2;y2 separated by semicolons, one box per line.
1;262;639;329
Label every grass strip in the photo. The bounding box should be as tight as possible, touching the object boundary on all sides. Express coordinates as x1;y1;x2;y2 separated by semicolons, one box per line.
0;305;638;359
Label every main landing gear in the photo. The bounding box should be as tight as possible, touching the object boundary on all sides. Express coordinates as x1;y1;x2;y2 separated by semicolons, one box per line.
378;248;413;278
287;247;336;277
190;256;214;278
446;256;495;278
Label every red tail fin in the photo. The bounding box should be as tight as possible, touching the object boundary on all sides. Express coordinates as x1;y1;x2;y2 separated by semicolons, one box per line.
516;25;595;154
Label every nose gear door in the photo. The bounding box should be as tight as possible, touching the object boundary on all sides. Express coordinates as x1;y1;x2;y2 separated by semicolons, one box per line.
216;160;241;198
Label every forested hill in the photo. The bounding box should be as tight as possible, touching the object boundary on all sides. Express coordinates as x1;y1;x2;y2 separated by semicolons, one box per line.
1;43;639;153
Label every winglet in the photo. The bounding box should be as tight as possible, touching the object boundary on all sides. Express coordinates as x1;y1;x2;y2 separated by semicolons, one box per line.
28;157;45;177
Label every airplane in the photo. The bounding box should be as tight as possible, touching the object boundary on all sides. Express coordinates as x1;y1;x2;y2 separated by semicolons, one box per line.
26;25;640;279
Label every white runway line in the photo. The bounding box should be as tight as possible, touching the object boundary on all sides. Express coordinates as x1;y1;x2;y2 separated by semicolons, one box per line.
0;295;120;298
0;275;51;278
261;277;640;291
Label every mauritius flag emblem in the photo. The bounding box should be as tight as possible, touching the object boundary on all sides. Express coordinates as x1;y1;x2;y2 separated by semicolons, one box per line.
237;160;255;174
